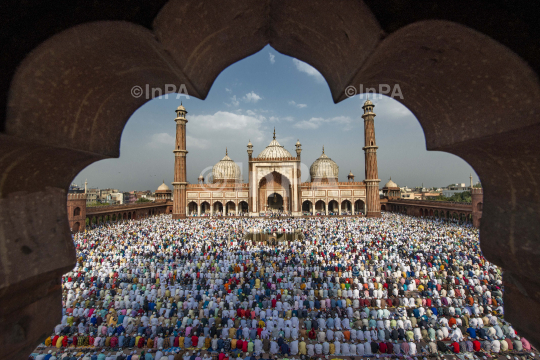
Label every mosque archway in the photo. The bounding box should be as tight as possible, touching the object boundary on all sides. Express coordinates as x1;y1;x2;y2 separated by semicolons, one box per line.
73;207;80;216
328;200;339;215
267;193;283;212
72;222;80;232
213;201;223;215
188;201;198;216
239;201;248;214
314;200;326;214
302;200;313;214
341;200;352;214
380;204;386;212
258;171;291;213
354;200;365;215
225;201;236;215
201;201;211;215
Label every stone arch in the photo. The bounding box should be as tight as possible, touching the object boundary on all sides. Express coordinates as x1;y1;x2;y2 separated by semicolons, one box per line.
429;209;433;216
238;201;248;214
302;200;313;214
354;199;365;214
201;201;211;215
213;201;223;215
341;199;352;214
477;202;483;211
258;170;291;213
72;222;80;232
314;200;326;214
112;214;117;221
328;199;339;214
188;201;198;215
127;212;131;220
2;1;540;353
380;204;386;211
73;207;81;216
225;201;236;215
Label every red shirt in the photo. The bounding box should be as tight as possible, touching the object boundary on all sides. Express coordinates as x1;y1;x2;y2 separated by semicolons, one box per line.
450;342;460;353
237;339;243;349
192;335;198;347
473;340;481;351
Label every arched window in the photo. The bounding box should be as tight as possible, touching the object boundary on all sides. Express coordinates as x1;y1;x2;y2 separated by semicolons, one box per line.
477;202;483;211
73;207;81;216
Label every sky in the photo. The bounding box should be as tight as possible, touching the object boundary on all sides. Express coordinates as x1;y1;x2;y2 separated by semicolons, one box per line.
73;45;477;192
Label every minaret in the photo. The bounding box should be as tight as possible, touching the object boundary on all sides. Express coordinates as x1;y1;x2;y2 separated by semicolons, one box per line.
172;103;188;219
362;99;381;217
84;179;87;194
470;173;473;189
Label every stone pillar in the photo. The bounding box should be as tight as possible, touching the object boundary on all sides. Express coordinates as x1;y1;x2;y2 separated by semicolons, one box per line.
338;202;342;215
210;203;213;216
472;188;483;227
325;202;329;215
362;100;381;217
172;104;188;219
197;203;201;216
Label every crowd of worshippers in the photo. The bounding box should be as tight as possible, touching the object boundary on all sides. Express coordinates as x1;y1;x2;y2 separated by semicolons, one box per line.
31;213;537;360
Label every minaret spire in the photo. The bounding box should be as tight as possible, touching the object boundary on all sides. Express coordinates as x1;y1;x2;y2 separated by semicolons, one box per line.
362;99;381;217
226;147;228;156
172;103;188;219
273;127;276;140
322;145;325;154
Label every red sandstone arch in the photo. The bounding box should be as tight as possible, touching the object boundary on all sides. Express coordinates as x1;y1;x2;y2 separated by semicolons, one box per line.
238;201;248;214
225;201;236;215
354;200;365;215
2;1;540;356
314;200;326;214
341;200;352;214
302;200;313;214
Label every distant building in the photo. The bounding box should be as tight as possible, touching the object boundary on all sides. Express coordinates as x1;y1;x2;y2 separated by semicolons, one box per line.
155;181;172;201
442;183;469;197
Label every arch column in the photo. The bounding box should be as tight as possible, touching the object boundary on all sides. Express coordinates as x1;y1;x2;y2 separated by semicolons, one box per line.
325;202;329;215
197;203;201;216
338;201;341;215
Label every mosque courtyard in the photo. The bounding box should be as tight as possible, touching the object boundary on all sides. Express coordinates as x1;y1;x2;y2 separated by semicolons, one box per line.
30;213;537;359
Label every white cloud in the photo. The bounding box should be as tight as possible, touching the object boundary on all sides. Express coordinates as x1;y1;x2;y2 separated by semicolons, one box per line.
224;95;240;107
268;115;294;123
225;88;232;93
292;59;325;83
186;135;212;150
189;111;265;143
294;116;353;130
147;133;175;148
269;52;275;64
243;91;262;103
288;100;307;108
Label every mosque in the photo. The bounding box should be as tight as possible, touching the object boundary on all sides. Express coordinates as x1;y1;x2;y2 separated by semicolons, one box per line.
170;100;382;218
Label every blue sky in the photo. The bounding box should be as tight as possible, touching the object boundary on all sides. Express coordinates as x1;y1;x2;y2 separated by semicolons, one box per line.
73;45;477;192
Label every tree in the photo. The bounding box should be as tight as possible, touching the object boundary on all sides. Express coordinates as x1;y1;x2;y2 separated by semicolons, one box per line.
136;197;151;203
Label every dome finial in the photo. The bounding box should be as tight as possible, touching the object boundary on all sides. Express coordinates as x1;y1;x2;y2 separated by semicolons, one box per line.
322;145;325;154
273;127;276;140
226;147;228;156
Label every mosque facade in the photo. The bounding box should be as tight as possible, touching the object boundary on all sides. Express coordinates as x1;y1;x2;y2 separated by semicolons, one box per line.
172;101;381;218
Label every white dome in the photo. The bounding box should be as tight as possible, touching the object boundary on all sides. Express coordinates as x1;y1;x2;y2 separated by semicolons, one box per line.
384;178;398;188
310;147;339;180
157;181;170;191
257;129;293;159
212;151;241;181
